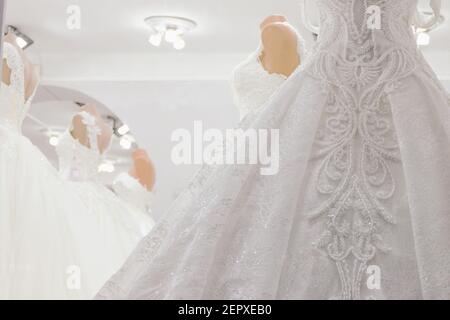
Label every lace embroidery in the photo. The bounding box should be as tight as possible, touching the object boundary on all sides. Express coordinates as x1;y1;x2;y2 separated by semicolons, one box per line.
305;0;422;300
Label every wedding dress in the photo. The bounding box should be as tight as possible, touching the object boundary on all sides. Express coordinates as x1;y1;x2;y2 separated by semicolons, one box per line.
97;0;450;300
0;42;105;299
55;112;155;276
231;23;307;120
113;172;154;216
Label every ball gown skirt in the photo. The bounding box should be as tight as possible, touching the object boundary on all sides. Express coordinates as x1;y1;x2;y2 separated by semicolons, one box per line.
0;126;105;299
97;56;450;299
97;0;450;299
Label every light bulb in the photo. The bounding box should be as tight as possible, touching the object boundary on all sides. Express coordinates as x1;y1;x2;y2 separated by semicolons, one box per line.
165;28;178;43
120;136;132;150
173;34;186;50
149;32;163;47
417;32;430;46
15;37;28;49
49;136;59;146
98;162;115;173
117;124;130;136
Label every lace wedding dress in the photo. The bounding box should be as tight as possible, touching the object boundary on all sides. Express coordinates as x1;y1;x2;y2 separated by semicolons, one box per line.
0;42;107;299
113;172;154;216
97;0;450;300
55;112;155;281
231;23;307;120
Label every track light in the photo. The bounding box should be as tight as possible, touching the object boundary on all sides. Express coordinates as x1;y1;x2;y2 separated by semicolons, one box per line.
149;32;163;47
417;32;431;46
173;34;186;50
120;135;135;150
98;161;116;173
49;135;60;146
145;16;196;50
117;124;130;136
6;25;34;49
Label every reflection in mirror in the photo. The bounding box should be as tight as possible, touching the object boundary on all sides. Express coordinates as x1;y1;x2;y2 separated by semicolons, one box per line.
23;85;154;188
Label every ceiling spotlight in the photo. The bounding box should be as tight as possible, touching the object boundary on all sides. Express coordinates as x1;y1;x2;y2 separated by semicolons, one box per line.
414;11;445;46
173;35;186;50
149;32;163;47
145;16;197;50
417;32;431;46
98;161;115;173
49;135;60;146
7;25;34;49
117;124;130;136
45;130;61;146
164;28;178;43
120;136;133;150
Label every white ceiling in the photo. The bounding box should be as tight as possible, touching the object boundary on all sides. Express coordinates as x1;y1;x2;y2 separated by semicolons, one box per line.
4;0;450;81
5;0;305;53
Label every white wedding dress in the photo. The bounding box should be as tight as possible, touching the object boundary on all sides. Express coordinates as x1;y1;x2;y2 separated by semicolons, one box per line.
0;42;106;299
55;112;155;279
231;23;307;120
97;0;450;300
113;172;154;216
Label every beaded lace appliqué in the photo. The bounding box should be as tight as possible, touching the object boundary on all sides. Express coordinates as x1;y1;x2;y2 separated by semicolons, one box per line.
305;0;420;300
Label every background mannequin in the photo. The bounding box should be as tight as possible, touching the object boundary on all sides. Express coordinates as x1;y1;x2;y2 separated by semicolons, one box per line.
70;103;112;154
231;15;305;120
129;148;156;191
259;15;301;77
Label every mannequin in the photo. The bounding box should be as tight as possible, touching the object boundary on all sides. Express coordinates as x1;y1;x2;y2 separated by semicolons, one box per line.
129;148;156;191
71;103;112;153
2;32;39;100
259;15;301;77
231;14;305;121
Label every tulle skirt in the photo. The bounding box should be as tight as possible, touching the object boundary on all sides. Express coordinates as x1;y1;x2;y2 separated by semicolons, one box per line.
0;129;152;299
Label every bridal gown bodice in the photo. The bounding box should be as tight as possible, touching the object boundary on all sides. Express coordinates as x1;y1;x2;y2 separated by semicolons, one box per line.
55;111;154;233
55;111;105;182
0;43;37;133
98;0;450;300
231;24;307;120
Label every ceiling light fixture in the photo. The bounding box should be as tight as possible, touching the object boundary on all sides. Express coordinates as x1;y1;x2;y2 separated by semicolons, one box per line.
117;124;130;136
98;161;116;173
6;25;34;49
120;134;135;150
415;11;445;46
144;16;197;50
416;32;431;46
49;135;60;146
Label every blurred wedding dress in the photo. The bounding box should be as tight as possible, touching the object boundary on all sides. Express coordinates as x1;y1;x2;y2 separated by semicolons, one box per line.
231;23;307;121
113;172;154;215
97;0;450;300
0;42;105;299
55;111;155;278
